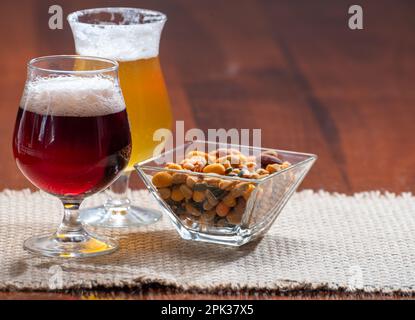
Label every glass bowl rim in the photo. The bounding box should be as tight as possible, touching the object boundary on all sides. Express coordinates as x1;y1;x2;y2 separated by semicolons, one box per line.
134;140;317;184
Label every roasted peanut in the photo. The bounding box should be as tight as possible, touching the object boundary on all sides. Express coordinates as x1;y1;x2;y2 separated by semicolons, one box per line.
186;175;198;188
205;189;219;206
233;197;247;216
171;187;185;202
165;163;182;172
229;182;249;198
226;210;243;225
216;201;230;217
204;209;217;221
266;163;281;174
189;156;207;172
215;156;227;165
203;200;215;211
256;168;269;175
182;162;195;171
219;180;236;190
158;188;171;200
243;184;256;201
246;161;257;172
171;173;188;184
222;195;237;207
205;177;221;187
203;163;226;175
152;172;173;188
180;213;194;227
193;190;206;202
179;184;193;199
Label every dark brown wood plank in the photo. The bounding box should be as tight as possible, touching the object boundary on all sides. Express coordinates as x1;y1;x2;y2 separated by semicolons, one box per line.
260;0;415;192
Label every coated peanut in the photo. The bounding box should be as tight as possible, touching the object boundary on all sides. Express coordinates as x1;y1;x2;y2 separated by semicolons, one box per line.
203;163;226;175
152;172;173;188
193;190;206;203
171;187;185;202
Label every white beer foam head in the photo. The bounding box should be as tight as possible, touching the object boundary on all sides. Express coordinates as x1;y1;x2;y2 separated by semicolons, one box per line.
68;8;166;61
22;76;125;117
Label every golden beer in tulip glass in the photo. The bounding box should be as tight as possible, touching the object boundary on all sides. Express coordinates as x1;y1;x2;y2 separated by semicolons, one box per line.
68;8;172;227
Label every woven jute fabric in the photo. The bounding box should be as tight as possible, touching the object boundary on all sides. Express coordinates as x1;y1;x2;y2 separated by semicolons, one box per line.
0;189;414;294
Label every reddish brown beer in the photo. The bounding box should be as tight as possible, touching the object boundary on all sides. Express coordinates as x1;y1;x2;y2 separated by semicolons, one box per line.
13;107;131;197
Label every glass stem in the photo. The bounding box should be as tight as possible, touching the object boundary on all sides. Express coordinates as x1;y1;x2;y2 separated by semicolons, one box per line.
56;200;84;240
105;171;131;213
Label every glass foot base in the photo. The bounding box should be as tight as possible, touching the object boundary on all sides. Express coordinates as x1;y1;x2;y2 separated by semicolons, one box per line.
80;205;162;228
23;232;118;258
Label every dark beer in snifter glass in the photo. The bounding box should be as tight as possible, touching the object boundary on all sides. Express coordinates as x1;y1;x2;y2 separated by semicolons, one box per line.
12;55;131;258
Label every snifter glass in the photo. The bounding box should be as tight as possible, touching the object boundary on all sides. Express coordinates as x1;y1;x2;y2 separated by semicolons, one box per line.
68;8;172;228
12;55;132;258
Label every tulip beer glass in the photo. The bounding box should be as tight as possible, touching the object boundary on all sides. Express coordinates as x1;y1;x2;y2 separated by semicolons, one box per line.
13;55;131;257
68;8;172;228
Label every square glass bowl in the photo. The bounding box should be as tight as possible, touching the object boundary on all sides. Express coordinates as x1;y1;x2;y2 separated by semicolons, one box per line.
135;141;316;246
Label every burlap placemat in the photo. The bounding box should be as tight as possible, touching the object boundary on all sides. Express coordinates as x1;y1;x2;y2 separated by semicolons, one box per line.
0;189;414;294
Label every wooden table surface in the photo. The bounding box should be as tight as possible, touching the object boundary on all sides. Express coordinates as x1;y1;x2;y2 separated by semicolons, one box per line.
0;0;414;299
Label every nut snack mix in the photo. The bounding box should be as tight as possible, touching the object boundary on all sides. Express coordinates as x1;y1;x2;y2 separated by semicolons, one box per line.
136;141;316;246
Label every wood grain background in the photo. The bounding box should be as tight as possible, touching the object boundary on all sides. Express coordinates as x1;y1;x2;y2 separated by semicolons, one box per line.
0;0;414;299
